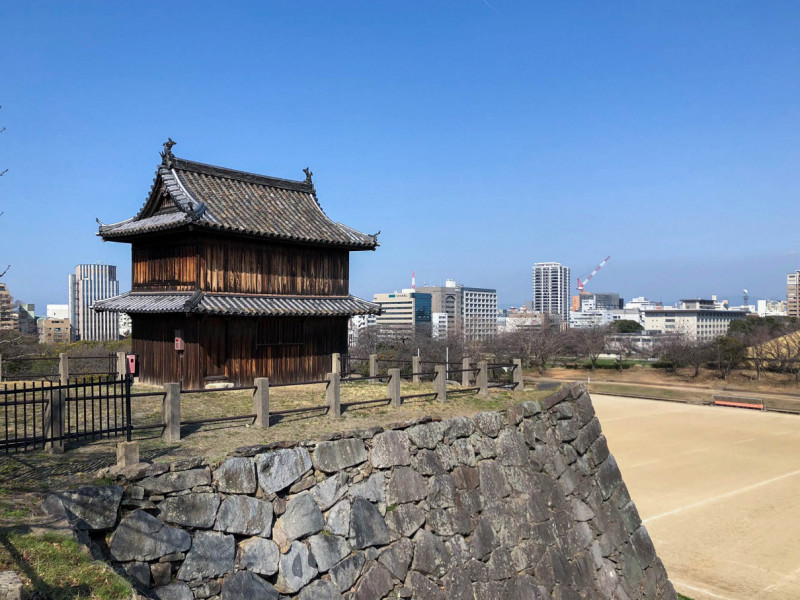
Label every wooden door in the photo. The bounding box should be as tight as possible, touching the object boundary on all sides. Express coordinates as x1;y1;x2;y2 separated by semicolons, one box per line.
203;318;228;381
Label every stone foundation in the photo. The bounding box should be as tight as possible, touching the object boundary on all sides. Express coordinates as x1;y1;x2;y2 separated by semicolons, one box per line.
44;384;676;599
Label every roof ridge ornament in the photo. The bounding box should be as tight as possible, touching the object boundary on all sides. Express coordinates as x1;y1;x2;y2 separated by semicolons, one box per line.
303;167;315;190
160;138;177;167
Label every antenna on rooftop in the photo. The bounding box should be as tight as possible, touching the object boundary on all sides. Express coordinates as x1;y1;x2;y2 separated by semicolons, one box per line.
743;289;749;306
411;270;416;290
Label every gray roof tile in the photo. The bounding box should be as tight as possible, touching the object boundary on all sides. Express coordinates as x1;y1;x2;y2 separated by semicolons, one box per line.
98;158;378;250
93;292;380;317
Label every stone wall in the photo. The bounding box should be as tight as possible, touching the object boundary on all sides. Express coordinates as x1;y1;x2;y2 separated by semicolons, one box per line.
44;384;676;599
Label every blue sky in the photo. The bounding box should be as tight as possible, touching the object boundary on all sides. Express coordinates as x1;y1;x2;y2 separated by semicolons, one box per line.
1;1;798;310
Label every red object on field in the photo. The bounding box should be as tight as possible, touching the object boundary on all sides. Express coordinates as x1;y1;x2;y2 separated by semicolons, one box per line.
713;400;765;411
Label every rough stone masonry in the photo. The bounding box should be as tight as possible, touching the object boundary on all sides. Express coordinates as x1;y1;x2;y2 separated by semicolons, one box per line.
43;383;676;599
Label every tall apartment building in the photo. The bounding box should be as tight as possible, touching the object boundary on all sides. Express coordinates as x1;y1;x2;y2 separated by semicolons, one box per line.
68;264;120;341
0;283;15;330
416;279;497;341
372;291;432;339
18;303;37;335
788;271;800;318
532;262;571;321
38;318;71;345
462;287;498;340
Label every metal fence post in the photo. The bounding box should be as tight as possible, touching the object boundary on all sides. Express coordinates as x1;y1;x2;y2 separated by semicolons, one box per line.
462;357;471;387
477;360;489;398
163;383;181;442
59;353;69;385
331;353;341;376
513;358;524;393
326;372;341;418
388;368;401;407
116;351;127;379
45;388;65;454
254;377;270;428
412;356;421;384
369;354;378;384
435;364;447;402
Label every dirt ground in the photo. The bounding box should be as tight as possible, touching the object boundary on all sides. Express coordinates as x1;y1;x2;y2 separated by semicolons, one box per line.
592;393;800;600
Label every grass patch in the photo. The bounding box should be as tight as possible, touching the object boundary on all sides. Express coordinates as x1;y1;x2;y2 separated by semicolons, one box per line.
0;531;132;600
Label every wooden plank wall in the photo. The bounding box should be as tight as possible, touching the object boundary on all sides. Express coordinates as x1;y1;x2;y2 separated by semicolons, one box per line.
131;234;350;296
132;314;347;388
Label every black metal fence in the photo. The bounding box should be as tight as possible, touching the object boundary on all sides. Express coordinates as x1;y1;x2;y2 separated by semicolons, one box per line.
0;353;117;382
0;376;132;453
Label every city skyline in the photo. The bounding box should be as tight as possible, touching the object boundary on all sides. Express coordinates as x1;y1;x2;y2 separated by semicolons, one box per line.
1;2;799;311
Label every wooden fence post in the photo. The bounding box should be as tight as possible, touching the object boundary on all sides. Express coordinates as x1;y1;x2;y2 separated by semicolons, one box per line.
412;356;421;384
369;354;378;384
435;364;447;402
326;372;341;418
116;351;127;379
59;353;69;385
388;368;401;407
513;359;524;393
477;360;489;398
163;383;181;442
45;388;65;454
254;377;270;428
331;353;341;375
462;357;471;387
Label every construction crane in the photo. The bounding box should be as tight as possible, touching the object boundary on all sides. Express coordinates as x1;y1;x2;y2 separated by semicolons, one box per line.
577;256;611;294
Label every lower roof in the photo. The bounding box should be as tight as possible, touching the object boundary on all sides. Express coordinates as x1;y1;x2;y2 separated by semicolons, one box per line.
92;292;380;317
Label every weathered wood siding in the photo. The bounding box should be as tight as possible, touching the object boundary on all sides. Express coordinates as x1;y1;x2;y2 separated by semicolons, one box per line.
131;234;349;296
132;314;346;389
132;238;198;292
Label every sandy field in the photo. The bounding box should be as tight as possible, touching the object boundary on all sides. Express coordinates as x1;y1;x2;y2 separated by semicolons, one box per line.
592;394;800;600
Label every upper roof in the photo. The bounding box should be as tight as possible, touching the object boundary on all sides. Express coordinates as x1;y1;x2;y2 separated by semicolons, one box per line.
98;140;379;250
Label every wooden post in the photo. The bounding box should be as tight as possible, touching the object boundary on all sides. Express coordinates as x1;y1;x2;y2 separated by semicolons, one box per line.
477;360;489;398
412;356;421;384
369;354;378;384
435;364;447;402
163;383;181;442
462;357;471;387
45;389;65;454
388;368;401;407
326;372;341;418
254;377;270;428
116;351;127;379
513;359;524;393
331;353;341;375
59;353;69;385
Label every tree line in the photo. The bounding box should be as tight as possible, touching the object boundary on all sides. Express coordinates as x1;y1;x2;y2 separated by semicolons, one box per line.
349;316;800;382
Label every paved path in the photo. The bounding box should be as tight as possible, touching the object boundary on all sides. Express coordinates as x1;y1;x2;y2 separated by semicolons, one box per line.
593;394;800;600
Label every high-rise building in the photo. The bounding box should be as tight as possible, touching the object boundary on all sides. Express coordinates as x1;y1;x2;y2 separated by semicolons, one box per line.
416;279;497;341
372;291;432;339
18;303;37;335
788;271;800;318
532;262;571;321
69;264;120;341
462;287;498;341
0;283;15;330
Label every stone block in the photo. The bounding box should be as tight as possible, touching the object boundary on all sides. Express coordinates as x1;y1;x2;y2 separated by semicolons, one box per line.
386;466;427;504
276;491;324;541
307;533;351;572
312;471;349;510
236;536;279;576
255;447;312;494
56;485;123;531
351;497;390;549
177;531;235;581
158;492;220;529
276;541;318;594
110;509;191;562
221;571;278;600
351;563;393;600
370;430;412;468
140;469;212;494
215;495;273;537
329;552;365;593
313;438;368;473
384;503;425;538
213;457;256;494
152;582;193;600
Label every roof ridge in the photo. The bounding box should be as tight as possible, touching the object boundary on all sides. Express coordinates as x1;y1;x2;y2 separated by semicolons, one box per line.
171;157;314;193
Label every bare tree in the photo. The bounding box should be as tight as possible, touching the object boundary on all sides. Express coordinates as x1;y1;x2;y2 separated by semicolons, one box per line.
510;317;565;374
569;325;609;371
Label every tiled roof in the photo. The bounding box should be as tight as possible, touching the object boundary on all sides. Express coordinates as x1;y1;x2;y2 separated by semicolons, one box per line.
98;156;378;250
93;292;381;317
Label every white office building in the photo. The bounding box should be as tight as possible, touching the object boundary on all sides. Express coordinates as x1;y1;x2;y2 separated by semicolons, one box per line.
642;299;746;341
47;304;69;320
69;264;120;341
462;287;498;341
532;262;571;321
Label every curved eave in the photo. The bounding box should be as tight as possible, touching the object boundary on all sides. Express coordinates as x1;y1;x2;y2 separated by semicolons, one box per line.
98;219;378;250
